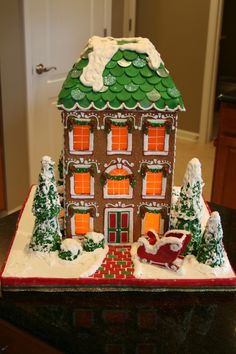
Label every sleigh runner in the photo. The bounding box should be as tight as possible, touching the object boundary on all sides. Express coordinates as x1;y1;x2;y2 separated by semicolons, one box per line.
137;230;192;271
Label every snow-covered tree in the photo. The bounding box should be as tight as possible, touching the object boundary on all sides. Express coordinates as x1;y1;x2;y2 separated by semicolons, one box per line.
174;158;203;256
197;212;225;267
29;156;62;252
83;232;105;252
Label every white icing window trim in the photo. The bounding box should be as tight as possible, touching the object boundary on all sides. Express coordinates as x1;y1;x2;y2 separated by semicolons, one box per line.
143;119;170;156
104;207;133;244
103;164;133;199
71;213;94;237
141;208;164;236
142;165;167;200
70;164;94;199
69;118;94;155
107;118;132;155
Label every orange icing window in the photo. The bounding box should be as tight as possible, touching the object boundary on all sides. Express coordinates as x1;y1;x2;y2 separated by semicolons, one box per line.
107;168;129;195
146;171;162;195
73;125;90;150
148;126;165;151
74;172;90;195
74;213;90;235
144;212;160;234
111;125;128;151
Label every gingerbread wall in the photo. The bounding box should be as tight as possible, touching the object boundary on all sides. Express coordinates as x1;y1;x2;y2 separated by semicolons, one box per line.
62;108;178;242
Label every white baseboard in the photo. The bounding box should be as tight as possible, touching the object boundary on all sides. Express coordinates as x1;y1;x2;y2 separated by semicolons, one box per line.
0;206;21;219
177;129;199;142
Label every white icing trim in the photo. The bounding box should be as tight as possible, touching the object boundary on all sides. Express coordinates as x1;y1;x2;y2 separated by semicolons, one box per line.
104;207;133;244
106;118;132;155
143;118;170;156
142;164;167;200
71;214;94;237
141;207;164;236
68;118;94;155
57;102;185;113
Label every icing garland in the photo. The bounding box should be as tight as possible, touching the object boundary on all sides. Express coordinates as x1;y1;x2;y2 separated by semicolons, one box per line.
68;206;95;218
67;116;97;132
140;163;169;178
139;205;164;219
68;164;97;177
105;117;134;134
142;119;172;135
100;172;136;188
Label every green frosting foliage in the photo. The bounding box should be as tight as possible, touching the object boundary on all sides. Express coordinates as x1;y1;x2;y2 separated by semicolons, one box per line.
197;212;225;267
58;249;80;261
29;157;62;253
83;237;105;252
58;48;184;111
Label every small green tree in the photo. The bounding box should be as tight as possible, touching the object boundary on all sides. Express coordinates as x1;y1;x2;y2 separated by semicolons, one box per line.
174;158;203;256
197;211;225;267
29;156;62;252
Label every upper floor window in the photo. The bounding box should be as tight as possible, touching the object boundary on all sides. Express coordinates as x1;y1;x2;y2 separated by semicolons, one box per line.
68;116;96;155
105;117;134;155
142;118;171;156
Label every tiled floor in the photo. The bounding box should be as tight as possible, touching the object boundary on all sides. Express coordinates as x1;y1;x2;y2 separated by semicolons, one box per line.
174;138;215;201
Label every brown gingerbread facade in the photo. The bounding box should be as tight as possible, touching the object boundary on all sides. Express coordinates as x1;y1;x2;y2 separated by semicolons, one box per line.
58;37;184;243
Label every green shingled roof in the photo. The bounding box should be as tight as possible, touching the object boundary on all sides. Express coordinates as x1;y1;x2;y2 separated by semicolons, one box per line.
58;48;185;111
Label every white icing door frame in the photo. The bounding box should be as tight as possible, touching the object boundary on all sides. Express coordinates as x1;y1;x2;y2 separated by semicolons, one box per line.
199;0;224;143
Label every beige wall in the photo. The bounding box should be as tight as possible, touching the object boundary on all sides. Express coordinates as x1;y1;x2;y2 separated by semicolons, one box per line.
0;0;29;212
136;0;211;133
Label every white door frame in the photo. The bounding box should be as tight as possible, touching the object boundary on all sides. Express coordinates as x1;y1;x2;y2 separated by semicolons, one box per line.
104;207;134;244
199;0;224;143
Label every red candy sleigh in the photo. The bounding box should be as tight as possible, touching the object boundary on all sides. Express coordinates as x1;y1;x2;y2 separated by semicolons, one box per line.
137;229;192;271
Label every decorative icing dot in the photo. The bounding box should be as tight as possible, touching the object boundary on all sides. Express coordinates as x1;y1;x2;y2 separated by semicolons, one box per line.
117;59;132;67
124;83;139;92
146;89;161;102
71;88;85;100
103;74;116;86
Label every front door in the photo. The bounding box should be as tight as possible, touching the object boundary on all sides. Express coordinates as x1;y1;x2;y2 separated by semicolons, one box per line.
107;210;131;244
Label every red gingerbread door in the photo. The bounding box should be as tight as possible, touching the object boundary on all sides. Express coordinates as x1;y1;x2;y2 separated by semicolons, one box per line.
107;210;131;244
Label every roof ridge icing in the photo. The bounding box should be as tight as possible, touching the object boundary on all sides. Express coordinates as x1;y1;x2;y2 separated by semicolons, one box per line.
58;36;185;112
80;36;164;92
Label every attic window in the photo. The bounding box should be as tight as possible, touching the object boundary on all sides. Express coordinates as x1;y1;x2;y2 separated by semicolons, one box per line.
105;117;134;155
68;116;96;155
142;119;171;156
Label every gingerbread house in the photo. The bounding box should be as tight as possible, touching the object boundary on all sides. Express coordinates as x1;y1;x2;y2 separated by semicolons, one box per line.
57;37;184;243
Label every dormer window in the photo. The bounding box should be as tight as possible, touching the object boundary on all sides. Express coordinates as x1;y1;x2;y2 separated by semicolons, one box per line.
68;163;97;199
105;117;134;155
140;163;170;199
68;116;96;155
142;119;171;155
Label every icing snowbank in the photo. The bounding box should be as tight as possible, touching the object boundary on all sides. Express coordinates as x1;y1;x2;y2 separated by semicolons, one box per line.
80;36;163;91
2;187;108;279
131;243;235;279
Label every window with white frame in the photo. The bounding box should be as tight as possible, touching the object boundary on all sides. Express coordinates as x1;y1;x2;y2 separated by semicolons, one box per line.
142;119;171;155
139;206;165;236
101;164;135;199
140;163;169;199
69;208;94;236
105;117;133;155
68;116;96;155
68;163;97;199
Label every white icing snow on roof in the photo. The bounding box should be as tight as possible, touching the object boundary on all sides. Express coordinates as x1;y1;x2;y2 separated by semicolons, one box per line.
80;36;163;92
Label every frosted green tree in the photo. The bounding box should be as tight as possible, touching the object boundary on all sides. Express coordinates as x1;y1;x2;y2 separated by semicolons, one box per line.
29;156;62;252
174;158;203;256
197;212;225;267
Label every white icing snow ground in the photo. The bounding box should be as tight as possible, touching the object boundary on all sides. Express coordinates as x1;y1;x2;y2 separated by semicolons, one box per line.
2;187;108;279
